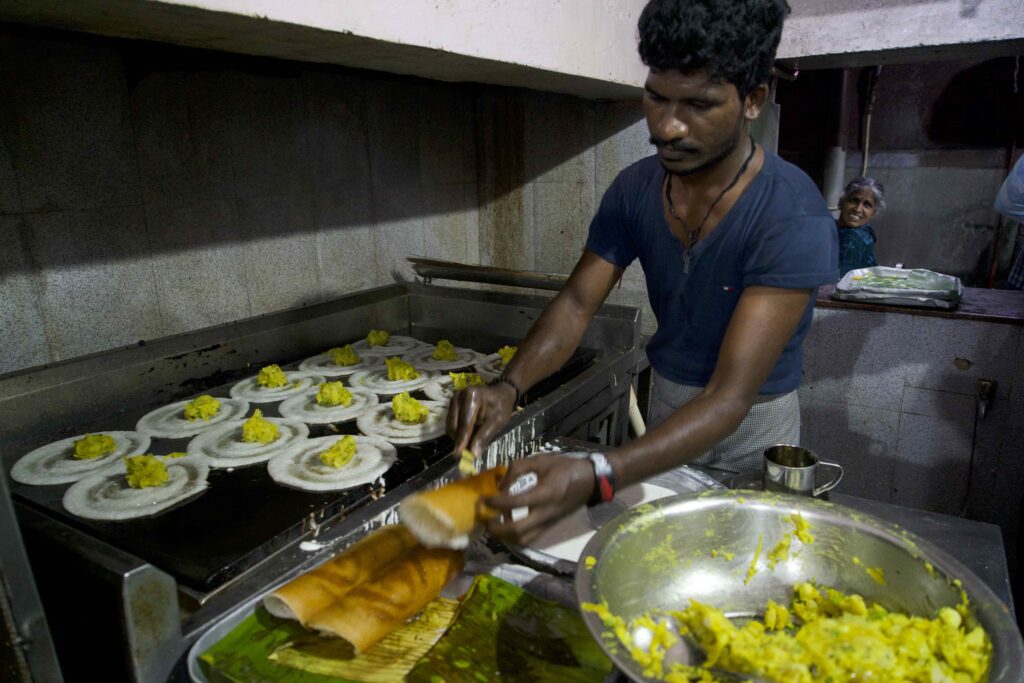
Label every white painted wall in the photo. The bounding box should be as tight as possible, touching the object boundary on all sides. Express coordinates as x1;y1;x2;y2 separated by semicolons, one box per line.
167;0;648;85
3;1;1021;99
780;0;1024;65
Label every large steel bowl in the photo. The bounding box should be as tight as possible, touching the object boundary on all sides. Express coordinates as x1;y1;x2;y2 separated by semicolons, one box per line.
576;490;1024;682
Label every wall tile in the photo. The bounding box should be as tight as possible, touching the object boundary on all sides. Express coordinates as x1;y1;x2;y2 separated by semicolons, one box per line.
146;199;250;336
595;101;648;198
422;183;479;265
364;74;424;282
868;167;1008;276
523;91;595;185
800;307;911;411
0;217;50;374
900;385;974;419
237;194;321;315
366;75;422;213
800;397;900;502
892;411;974;514
533;181;594;275
302;68;371;199
302;69;377;298
904;315;1019;399
478;183;535;271
419;83;476;186
228;68;311;201
0;127;20;215
475;90;524;187
373;215;425;285
131;68;236;209
0;33;139;213
25;208;162;360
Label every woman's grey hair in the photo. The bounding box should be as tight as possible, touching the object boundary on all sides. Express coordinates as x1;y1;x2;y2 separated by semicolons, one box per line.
842;177;886;215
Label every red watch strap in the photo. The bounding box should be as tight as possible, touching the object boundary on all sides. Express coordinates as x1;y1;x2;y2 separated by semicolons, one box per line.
586;452;616;505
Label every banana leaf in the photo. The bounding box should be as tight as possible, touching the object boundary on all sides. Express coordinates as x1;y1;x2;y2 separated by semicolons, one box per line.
199;598;457;683
198;606;339;683
407;574;612;683
271;599;459;682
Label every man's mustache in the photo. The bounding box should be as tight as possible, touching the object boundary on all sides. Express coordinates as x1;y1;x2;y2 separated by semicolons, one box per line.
649;136;699;153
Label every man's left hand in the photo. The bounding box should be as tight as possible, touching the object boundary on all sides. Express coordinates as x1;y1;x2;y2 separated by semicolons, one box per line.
485;453;595;545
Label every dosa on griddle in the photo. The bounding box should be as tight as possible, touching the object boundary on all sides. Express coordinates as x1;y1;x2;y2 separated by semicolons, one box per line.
262;525;417;624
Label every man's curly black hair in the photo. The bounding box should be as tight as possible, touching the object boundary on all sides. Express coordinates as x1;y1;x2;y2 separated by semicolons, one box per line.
638;0;790;97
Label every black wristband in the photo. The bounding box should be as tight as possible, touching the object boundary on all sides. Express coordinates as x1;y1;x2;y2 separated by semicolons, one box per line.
492;376;522;407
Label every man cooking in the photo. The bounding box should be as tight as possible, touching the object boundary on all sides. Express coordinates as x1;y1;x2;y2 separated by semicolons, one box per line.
448;0;838;544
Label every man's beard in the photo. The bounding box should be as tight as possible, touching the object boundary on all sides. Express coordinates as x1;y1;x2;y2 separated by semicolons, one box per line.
652;117;745;178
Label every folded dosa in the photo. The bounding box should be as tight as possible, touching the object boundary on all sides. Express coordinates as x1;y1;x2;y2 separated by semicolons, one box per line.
399;466;507;549
263;525;417;624
305;544;463;654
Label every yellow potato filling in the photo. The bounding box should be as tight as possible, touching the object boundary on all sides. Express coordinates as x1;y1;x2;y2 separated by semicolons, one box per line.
392;392;429;424
125;455;169;489
449;372;485;391
385;357;420;381
183;394;221;421
366;329;390;347
241;409;279;443
164;452;188;459
458;448;478;476
328;344;361;366
497;345;517;367
257;364;288;388
319;435;357;468
316;381;352;407
431;339;459;361
584;581;992;683
72;434;117;460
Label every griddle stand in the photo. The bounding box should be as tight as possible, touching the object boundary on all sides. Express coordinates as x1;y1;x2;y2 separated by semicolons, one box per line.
0;282;642;682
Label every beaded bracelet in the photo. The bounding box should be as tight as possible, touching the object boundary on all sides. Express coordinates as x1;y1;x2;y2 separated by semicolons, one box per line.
491;376;523;407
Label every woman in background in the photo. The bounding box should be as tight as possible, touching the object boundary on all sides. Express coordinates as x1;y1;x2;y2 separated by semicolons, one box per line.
837;177;886;277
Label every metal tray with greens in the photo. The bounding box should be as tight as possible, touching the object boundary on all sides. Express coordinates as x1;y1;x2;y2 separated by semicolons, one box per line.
833;266;963;309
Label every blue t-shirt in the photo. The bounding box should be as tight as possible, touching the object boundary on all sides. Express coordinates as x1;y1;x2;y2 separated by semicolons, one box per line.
586;151;838;394
837;224;877;276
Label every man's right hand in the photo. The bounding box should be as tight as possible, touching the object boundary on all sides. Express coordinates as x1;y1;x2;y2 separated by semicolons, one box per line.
446;381;518;458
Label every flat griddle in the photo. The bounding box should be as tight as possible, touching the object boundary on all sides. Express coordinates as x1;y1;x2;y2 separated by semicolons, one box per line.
9;332;596;594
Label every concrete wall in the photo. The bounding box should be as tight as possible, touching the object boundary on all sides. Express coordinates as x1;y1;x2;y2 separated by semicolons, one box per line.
779;0;1024;66
0;25;653;377
779;58;1022;284
800;304;1024;595
0;0;649;100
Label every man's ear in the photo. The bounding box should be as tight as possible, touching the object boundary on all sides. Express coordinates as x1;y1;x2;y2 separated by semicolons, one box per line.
743;84;770;121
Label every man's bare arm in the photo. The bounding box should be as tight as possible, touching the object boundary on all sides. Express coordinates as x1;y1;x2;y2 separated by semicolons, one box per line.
447;250;623;456
610;285;812;486
487;284;813;543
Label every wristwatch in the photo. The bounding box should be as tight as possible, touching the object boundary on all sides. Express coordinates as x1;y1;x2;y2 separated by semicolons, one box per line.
566;451;616;506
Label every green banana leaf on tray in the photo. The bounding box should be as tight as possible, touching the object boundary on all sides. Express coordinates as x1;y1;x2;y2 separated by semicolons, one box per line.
199;573;611;683
199;599;457;683
407;574;612;683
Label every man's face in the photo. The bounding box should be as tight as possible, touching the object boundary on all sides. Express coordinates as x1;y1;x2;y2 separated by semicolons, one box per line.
643;68;745;176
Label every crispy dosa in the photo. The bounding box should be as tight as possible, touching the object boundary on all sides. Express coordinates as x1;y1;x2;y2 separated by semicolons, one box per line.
399;466;507;549
305;544;464;654
263;525;418;624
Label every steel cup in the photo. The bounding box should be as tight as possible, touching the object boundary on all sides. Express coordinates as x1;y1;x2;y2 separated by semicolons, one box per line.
763;444;843;497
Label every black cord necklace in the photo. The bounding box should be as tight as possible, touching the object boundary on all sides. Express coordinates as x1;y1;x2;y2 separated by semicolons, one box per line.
664;135;757;246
